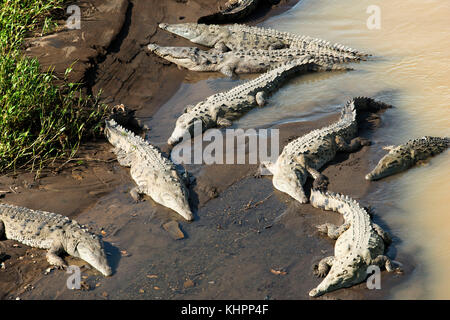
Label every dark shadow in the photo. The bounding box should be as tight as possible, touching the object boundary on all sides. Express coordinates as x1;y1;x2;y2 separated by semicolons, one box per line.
103;241;121;276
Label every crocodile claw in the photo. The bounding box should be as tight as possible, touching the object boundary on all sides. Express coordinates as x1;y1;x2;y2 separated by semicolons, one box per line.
313;175;329;191
312;264;327;278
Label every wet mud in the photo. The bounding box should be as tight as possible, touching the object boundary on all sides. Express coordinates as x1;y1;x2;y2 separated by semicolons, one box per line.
0;0;413;300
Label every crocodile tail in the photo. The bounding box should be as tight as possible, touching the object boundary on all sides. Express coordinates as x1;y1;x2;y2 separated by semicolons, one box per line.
310;189;367;216
352;96;393;112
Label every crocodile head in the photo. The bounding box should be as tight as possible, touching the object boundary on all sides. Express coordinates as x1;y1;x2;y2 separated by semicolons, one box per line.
154;181;193;221
159;23;218;47
272;162;309;203
365;152;406;180
147;44;215;71
309;254;367;297
168;114;204;146
68;228;112;277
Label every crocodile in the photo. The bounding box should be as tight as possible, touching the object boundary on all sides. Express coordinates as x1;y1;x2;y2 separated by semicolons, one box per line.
147;44;358;77
308;189;401;297
262;97;391;203
0;203;112;276
105;118;194;221
158;22;368;58
365;136;449;181
198;0;280;24
167;56;350;146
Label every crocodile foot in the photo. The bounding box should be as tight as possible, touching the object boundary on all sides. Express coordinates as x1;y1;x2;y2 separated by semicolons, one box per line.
130;187;143;203
312;175;329;191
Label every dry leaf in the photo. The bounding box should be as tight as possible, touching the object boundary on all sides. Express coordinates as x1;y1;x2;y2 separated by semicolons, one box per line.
270;268;287;275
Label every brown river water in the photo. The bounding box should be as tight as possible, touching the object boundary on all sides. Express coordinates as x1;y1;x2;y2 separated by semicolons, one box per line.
144;0;450;299
256;0;450;299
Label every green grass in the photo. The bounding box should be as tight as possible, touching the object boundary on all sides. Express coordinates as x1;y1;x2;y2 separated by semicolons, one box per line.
0;0;107;174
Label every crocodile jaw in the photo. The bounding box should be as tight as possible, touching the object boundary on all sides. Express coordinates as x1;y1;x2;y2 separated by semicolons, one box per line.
272;165;309;203
154;189;193;221
159;23;204;43
75;237;112;277
309;257;366;297
168;114;199;146
365;154;404;180
148;44;204;71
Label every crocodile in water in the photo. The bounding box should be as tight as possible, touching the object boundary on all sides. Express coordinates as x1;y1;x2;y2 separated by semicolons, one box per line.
167;56;350;146
365;136;449;180
262;97;391;203
308;189;401;297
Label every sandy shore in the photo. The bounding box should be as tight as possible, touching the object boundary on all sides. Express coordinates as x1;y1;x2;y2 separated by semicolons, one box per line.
0;0;411;299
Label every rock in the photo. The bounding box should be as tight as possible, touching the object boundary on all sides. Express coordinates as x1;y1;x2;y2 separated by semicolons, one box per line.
163;221;185;240
183;279;195;288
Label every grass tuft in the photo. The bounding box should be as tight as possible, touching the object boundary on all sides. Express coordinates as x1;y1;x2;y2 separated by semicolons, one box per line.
0;0;107;174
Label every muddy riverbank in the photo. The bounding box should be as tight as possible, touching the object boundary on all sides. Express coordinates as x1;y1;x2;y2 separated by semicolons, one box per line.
0;0;413;300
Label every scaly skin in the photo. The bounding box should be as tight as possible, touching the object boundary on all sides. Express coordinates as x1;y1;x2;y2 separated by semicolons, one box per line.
158;22;368;58
147;44;359;77
308;189;401;297
105;119;193;221
366;136;449;180
167;56;350;146
0;203;111;276
262;97;391;203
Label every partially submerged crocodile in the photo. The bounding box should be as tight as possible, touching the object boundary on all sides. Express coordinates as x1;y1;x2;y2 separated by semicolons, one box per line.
366;136;449;180
147;44;358;77
0;203;111;276
167;56;350;146
105;118;194;221
158;22;368;58
262;97;391;203
198;0;280;24
309;189;401;297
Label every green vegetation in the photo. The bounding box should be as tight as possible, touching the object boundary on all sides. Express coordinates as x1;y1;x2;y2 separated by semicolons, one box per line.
0;0;107;173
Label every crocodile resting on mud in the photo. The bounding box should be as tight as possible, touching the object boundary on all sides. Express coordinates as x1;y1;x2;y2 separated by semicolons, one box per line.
0;203;112;276
167;56;350;146
158;22;368;58
366;136;449;180
198;0;280;24
147;44;359;77
262;97;391;203
309;189;401;297
105;118;193;221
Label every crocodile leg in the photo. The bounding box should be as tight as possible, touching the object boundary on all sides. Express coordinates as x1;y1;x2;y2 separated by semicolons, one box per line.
217;117;233;127
373;223;392;246
220;65;234;77
130;186;143;202
335;135;371;152
316;223;350;240
46;241;67;269
255;91;266;107
295;154;329;190
112;148;133;167
313;256;334;277
372;255;402;273
214;41;231;53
